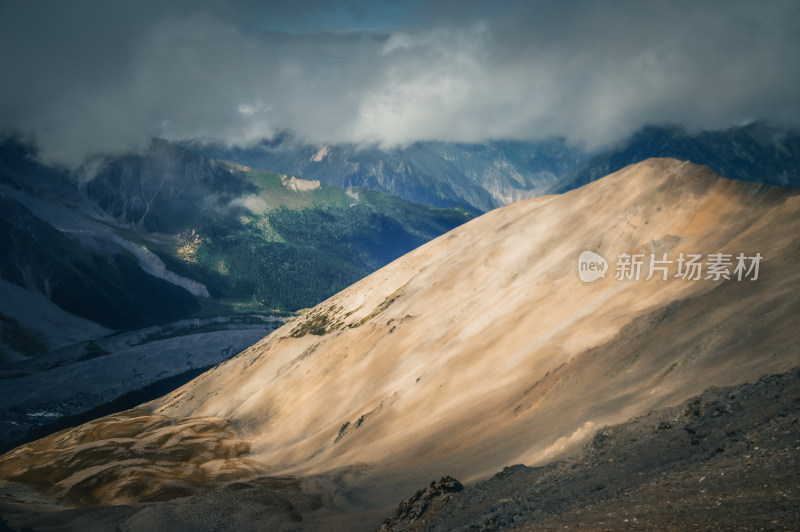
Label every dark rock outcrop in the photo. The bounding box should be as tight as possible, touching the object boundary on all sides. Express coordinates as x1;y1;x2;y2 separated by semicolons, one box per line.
380;476;464;531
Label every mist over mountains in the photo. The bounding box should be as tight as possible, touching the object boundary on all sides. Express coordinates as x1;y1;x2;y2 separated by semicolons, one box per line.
186;135;586;212
3;1;800;166
187;122;800;212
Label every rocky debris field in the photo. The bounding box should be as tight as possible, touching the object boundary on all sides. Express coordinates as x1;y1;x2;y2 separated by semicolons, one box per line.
381;366;800;531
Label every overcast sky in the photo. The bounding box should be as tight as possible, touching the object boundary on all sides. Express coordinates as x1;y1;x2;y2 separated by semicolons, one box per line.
1;0;799;166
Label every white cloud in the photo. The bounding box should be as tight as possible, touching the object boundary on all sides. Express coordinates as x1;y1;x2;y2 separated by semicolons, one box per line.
1;0;799;166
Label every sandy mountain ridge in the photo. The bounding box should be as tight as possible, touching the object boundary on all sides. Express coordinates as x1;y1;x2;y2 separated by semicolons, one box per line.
1;158;798;526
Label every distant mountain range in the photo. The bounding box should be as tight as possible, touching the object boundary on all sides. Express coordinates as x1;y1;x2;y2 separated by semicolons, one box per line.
184;134;587;212
555;122;800;193
0;137;472;333
79;139;472;313
186;122;800;212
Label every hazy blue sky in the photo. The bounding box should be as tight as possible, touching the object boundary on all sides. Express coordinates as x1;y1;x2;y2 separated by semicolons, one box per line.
1;0;798;165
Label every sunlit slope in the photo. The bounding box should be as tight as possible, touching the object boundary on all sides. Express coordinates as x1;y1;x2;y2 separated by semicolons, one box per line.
157;158;800;474
3;158;798;505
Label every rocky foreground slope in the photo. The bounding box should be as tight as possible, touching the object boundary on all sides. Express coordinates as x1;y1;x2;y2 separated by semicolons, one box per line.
380;367;800;531
1;158;798;529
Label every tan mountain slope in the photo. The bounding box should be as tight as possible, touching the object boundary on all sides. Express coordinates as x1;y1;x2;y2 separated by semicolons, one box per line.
2;158;799;511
